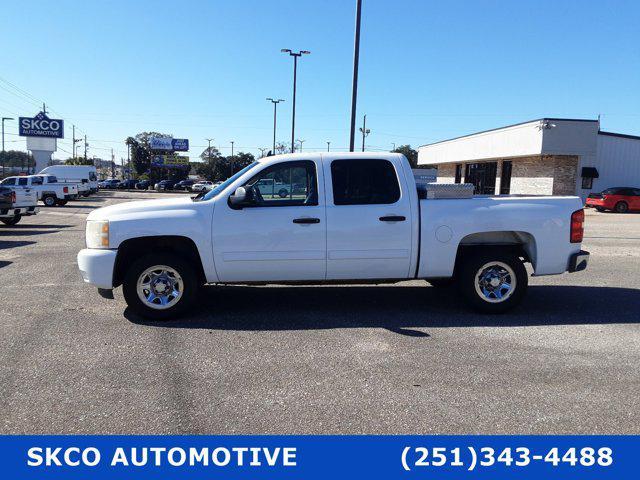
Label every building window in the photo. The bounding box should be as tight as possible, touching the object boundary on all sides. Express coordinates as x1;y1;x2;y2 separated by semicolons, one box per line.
454;164;462;183
581;177;593;189
465;162;498;194
500;160;512;194
331;159;400;205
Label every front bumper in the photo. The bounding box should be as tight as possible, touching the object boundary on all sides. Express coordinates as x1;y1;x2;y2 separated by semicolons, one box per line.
568;250;590;272
77;248;117;289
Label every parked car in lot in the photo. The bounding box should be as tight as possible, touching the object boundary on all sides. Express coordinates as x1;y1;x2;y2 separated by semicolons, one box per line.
191;181;214;192
78;152;589;319
586;187;640;213
135;180;151;190
117;179;138;190
1;175;78;206
155;179;176;191
39;165;98;195
0;185;39;225
99;179;121;189
174;179;195;191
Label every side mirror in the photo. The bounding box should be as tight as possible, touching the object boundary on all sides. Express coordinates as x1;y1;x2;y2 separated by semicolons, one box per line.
229;186;253;208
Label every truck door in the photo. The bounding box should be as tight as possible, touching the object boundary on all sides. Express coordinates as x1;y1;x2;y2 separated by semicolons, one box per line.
212;159;326;282
323;157;413;279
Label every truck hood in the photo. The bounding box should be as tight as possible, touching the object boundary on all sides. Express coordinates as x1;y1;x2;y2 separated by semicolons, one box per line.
87;197;195;221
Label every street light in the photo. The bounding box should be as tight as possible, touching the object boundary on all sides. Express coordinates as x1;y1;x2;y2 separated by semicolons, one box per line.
281;49;310;153
296;139;305;152
349;0;363;152
2;117;14;176
326;141;331;152
266;98;284;154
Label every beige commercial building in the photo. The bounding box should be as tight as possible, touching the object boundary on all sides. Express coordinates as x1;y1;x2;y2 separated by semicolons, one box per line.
417;118;640;201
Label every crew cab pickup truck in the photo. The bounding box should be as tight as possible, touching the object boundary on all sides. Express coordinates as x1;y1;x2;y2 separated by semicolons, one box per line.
1;174;78;206
0;184;39;225
77;152;589;319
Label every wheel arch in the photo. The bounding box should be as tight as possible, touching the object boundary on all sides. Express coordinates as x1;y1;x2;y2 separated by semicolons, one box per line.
454;231;537;273
113;235;206;287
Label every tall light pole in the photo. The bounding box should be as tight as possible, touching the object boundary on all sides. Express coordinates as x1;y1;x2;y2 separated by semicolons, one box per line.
258;147;268;158
266;98;284;154
359;114;370;152
326;141;331;152
281;49;310;153
2;117;14;176
296;139;305;152
391;142;396;151
72;125;82;159
349;0;363;152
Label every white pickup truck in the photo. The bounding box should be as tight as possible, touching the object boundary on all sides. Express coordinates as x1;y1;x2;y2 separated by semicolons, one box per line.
1;174;78;206
0;183;39;225
77;152;589;319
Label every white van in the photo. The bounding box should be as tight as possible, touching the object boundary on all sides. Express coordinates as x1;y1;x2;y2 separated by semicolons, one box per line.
39;165;98;195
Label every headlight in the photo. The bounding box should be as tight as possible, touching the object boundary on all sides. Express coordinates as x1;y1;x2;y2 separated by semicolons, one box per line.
86;220;110;249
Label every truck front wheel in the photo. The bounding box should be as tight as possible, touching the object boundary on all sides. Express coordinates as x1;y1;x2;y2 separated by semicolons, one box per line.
458;250;528;314
122;253;198;320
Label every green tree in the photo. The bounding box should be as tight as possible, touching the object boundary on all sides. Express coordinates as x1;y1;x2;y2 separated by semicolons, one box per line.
391;144;419;168
0;150;34;175
197;146;223;181
65;157;94;165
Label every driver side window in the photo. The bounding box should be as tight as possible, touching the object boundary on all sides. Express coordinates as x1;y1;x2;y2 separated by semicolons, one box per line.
245;161;318;207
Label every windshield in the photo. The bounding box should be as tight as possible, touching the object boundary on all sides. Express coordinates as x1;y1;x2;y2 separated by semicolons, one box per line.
196;162;259;201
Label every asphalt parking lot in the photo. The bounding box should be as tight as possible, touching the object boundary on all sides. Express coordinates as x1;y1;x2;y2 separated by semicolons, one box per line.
1;190;639;434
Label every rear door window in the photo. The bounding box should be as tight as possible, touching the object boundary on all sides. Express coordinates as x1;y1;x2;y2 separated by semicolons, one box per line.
330;159;400;205
18;178;28;186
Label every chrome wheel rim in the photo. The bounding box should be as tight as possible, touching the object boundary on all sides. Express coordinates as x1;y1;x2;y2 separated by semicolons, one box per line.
136;265;183;310
474;261;516;303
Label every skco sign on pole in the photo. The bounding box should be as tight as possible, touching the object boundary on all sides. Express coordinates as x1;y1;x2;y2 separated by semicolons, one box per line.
149;137;189;151
18;112;64;138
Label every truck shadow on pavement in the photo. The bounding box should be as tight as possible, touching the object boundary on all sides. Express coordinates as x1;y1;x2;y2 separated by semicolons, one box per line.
124;284;640;334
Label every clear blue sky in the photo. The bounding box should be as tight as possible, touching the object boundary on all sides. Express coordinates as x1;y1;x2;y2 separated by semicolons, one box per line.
1;0;639;161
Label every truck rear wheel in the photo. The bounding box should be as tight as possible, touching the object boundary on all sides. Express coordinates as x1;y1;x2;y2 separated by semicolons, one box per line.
458;250;528;314
43;195;56;207
122;253;198;320
1;214;21;226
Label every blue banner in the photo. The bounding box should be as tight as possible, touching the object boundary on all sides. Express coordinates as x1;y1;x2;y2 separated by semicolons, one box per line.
0;435;636;479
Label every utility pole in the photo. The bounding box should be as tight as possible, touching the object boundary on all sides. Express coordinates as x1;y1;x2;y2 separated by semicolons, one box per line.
111;148;115;178
72;125;82;159
127;143;131;179
258;147;267;158
391;142;396;151
84;135;88;162
296;139;305;152
281;49;310;153
266;98;284;153
327;141;331;152
230;140;235;177
2;117;14;176
359;114;370;152
349;0;363;152
205;138;214;161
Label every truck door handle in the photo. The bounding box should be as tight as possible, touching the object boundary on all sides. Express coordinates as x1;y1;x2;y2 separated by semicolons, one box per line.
379;215;406;222
293;217;320;224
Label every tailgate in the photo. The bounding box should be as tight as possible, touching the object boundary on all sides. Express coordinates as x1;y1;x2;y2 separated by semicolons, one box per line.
13;188;38;207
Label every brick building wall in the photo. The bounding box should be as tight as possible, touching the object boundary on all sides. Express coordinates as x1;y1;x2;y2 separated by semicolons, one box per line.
435;155;579;195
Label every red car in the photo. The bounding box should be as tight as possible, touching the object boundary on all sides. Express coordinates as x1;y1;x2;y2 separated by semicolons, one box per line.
586;187;640;213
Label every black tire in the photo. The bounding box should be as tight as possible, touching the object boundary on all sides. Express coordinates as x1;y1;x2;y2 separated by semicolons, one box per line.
614;201;628;213
1;214;21;226
43;195;56;207
427;278;455;288
458;249;528;314
278;188;288;198
595;207;605;212
122;253;199;320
